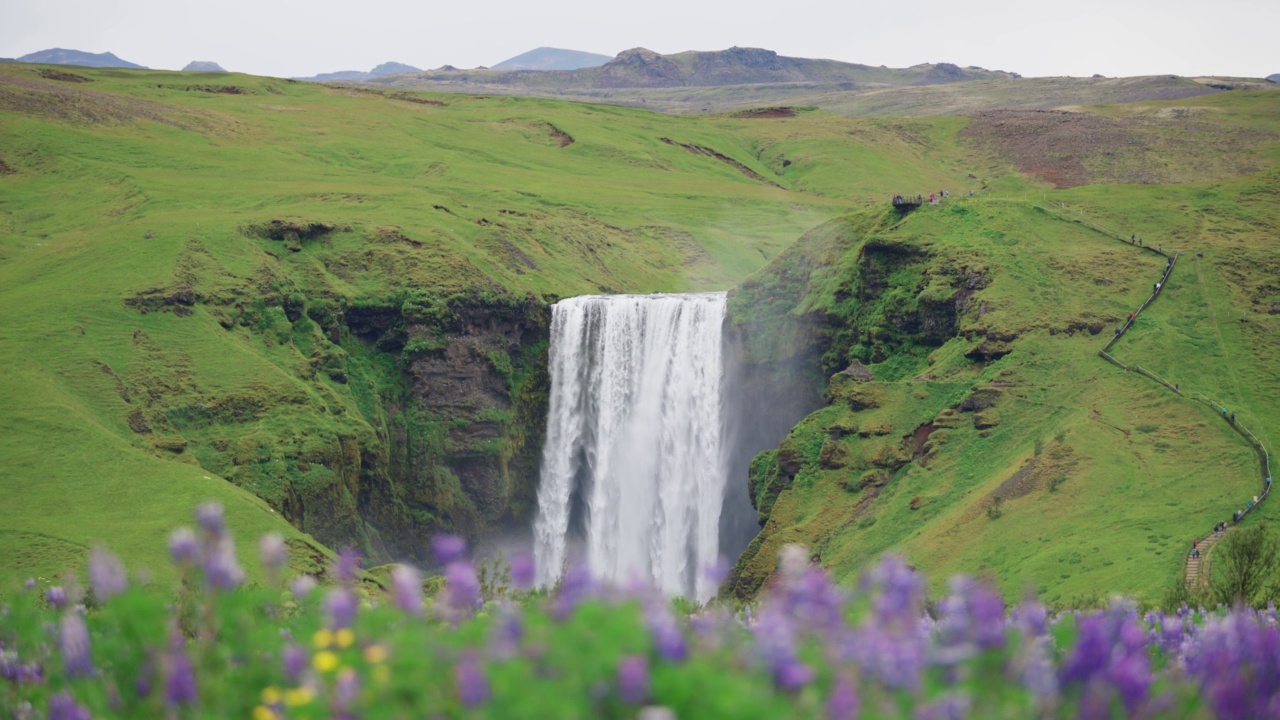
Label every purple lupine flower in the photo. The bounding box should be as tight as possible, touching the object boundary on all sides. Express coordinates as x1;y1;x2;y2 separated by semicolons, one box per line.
826;673;859;720
509;553;535;590
259;533;287;574
1108;651;1153;713
645;598;687;663
195;503;225;536
776;564;846;636
489;603;523;659
292;574;317;599
88;545;127;602
1184;610;1280;719
455;653;490;708
1060;602;1152;716
282;643;307;682
1060;615;1111;685
203;535;244;590
932;576;1007;672
46;586;67;609
335;667;360;711
1014;599;1048;637
325;588;358;629
753;604;813;691
848;556;927;691
333;547;362;587
135;655;154;699
1018;637;1059;700
433;535;467;566
59;612;92;678
390;564;422;616
48;691;91;720
704;558;730;588
1159;614;1186;656
168;528;199;565
443;560;481;621
617;655;649;704
552;565;593;620
23;578;35;591
165;634;197;707
864;554;925;625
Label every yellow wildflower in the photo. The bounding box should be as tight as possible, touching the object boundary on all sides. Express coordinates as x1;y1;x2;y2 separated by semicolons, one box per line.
313;651;339;673
335;628;355;648
312;629;333;649
363;644;388;664
373;665;391;685
260;686;281;705
252;706;277;720
284;687;316;707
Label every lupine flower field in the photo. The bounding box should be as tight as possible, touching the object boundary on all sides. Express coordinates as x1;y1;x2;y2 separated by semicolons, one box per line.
4;505;1280;719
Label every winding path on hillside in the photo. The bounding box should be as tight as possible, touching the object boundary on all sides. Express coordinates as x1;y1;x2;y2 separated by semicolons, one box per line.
1032;204;1273;590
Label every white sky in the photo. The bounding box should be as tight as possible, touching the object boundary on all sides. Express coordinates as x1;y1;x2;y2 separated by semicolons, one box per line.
2;0;1276;79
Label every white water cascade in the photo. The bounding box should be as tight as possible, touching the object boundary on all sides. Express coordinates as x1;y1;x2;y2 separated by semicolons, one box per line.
533;292;729;600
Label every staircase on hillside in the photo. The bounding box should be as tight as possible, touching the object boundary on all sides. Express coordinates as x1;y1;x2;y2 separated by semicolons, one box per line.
1185;530;1228;588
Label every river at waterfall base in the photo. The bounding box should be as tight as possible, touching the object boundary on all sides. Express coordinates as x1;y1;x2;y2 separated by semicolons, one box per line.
533;292;730;600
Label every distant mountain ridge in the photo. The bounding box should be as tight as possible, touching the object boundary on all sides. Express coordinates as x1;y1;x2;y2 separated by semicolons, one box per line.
492;47;613;71
370;46;1021;92
295;61;419;83
1269;73;1280;83
17;48;146;69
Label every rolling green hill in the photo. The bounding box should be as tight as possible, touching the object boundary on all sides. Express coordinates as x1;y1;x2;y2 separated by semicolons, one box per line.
0;62;975;590
726;90;1280;604
2;60;1278;606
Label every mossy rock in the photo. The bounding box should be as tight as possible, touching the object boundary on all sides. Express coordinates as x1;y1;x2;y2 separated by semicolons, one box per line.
859;469;892;489
153;436;188;453
819;437;851;469
825;375;883;411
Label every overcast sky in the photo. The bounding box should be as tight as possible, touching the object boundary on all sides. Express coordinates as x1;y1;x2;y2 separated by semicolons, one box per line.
2;0;1276;79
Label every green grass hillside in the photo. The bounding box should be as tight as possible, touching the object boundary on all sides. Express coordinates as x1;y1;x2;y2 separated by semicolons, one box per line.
727;89;1280;605
2;62;1278;606
0;63;982;590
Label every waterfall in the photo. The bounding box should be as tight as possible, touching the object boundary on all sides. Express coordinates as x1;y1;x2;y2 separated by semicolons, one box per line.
533;292;729;600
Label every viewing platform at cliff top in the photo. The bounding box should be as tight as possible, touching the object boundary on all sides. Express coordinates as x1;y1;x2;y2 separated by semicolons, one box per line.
892;194;923;208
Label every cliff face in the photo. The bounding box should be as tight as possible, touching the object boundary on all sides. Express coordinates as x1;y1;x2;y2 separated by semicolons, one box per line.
335;294;551;564
722;210;991;599
123;248;551;567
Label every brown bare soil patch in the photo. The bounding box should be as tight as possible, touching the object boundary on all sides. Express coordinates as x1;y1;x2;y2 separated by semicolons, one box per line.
658;137;782;187
544;122;574;147
390;92;445;106
734;107;797;119
36;69;91;83
0;158;14;175
961;109;1275;188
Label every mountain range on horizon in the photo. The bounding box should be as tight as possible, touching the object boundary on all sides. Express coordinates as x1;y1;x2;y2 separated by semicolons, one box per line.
4;44;1276;90
15;48;147;69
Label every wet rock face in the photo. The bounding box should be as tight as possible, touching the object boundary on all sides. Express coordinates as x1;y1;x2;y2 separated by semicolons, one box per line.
271;295;550;567
403;301;547;524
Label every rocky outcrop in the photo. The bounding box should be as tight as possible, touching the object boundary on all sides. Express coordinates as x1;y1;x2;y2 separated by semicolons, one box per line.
598;48;685;87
